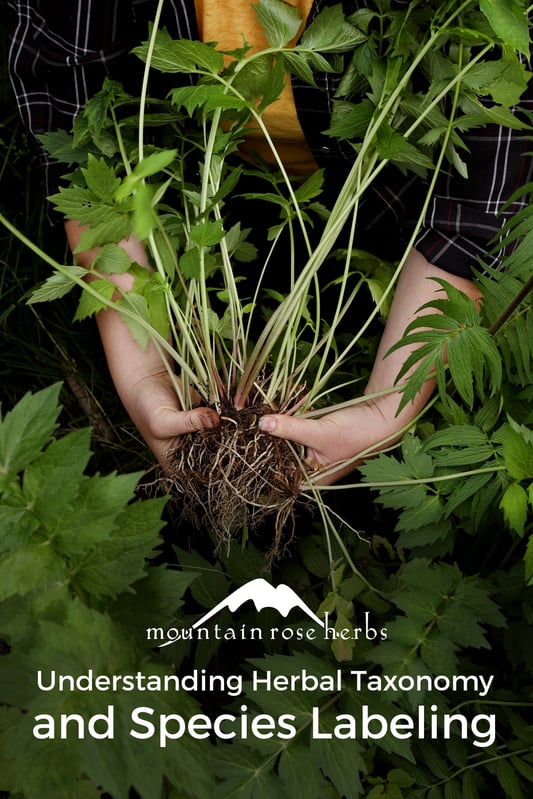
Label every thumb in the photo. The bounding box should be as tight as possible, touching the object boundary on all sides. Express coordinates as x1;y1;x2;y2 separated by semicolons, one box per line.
151;405;219;439
259;413;319;450
180;406;220;434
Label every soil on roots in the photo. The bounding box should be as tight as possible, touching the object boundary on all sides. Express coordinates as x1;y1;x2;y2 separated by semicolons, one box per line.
163;397;314;558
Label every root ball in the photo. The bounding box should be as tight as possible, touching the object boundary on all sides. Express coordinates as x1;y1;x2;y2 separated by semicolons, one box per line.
163;401;311;556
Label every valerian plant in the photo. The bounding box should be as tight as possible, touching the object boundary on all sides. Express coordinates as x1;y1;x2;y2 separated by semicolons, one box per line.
2;0;527;558
1;2;533;798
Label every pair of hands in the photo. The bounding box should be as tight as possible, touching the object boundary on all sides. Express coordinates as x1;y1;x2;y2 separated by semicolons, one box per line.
128;370;395;485
66;221;480;486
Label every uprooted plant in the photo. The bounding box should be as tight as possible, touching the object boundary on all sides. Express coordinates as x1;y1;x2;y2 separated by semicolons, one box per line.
2;0;531;554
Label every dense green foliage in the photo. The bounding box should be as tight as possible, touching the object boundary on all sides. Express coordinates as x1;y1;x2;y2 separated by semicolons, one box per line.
0;0;532;797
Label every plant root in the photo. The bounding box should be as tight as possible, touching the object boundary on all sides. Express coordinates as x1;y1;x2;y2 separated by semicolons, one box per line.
163;398;313;558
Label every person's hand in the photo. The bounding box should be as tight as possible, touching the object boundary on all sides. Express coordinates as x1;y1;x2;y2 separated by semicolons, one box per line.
63;223;220;467
125;369;219;468
259;401;393;485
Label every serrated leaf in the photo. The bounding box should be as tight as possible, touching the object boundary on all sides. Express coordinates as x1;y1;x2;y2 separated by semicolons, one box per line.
117;291;152;349
72;496;167;598
212;745;279;799
376;125;434;173
0;545;65;601
28;265;87;304
314;737;365;799
10;713;82;799
390;280;501;411
500;481;529;535
81;155;121;200
22;428;92;530
76;213;132;251
300;4;367;52
495;756;524;799
282;50;319;87
173;547;229;610
503;422;533;481
134;30;224;74
254;0;302;48
113;568;197;635
396;494;446;532
74;279;116;321
189;219;225;247
37;128;90;166
54;471;142;555
479;0;530;55
92;243;134;275
0;384;62;474
278;744;324;799
81;695;166;799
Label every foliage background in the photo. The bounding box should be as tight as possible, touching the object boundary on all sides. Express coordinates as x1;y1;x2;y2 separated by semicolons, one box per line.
1;5;533;799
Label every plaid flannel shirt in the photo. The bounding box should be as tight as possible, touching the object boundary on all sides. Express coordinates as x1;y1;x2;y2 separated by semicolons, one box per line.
7;0;533;277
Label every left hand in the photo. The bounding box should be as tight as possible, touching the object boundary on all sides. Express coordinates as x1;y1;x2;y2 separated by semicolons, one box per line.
259;402;389;485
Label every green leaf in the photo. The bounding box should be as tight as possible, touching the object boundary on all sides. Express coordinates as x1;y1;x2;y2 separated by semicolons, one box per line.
189;219;225;247
80;156;120;199
134;149;178;179
134;29;224;74
76;213;132;252
390;280;502;411
37;128;91;166
299;4;367;53
500;481;529;535
213;745;279;799
376;125;434;175
254;0;302;48
74;279;116;321
281;50;319;87
502;421;533;481
313;737;365;799
479;0;530;55
170;84;248;115
395;494;446;532
54;471;142;555
327;99;374;140
81;695;166;799
495;756;525;799
28;265;87;304
461;56;530;107
92;244;134;275
23;428;92;530
173;547;229;609
0;384;62;474
112;569;197;635
0;545;65;601
278;744;325;799
117;291;152;349
72;495;166;598
257;55;289;111
10;714;82;799
525;534;533;584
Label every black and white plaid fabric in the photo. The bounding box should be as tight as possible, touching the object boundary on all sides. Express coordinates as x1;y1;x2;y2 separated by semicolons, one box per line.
7;0;533;277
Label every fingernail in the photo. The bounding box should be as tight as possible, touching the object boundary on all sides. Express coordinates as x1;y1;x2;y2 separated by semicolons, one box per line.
202;413;215;429
259;416;275;432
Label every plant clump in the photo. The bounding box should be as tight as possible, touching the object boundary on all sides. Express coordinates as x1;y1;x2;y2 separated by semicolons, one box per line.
163;388;314;556
21;0;533;558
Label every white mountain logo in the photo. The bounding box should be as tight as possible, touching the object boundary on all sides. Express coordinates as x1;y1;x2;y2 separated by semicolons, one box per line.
192;578;325;629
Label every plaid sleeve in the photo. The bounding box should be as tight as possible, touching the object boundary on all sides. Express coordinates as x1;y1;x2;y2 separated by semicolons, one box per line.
7;0;136;205
6;0;198;214
296;1;533;279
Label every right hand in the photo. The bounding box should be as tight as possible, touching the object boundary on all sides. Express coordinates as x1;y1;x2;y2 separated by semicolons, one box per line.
125;368;220;468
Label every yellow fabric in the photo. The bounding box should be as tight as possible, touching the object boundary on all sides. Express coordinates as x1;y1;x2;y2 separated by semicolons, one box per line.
194;0;317;174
